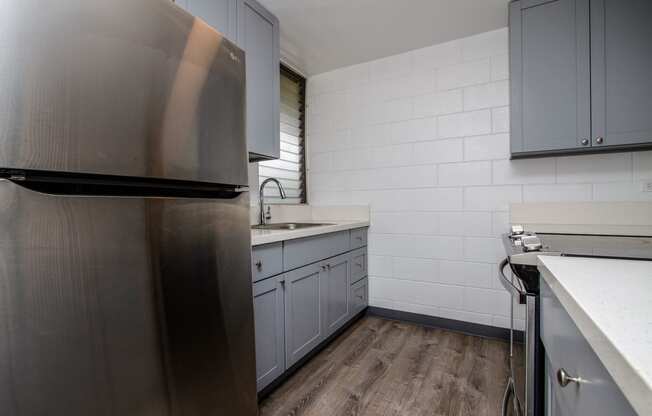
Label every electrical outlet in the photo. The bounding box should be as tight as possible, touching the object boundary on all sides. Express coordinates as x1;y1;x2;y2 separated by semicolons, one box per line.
642;181;652;192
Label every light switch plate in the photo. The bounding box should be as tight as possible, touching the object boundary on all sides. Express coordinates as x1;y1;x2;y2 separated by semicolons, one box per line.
643;181;652;193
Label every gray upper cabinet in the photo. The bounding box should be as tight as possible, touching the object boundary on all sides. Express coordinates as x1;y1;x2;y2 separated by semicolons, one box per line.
510;0;591;156
510;0;652;158
321;253;350;338
238;0;281;161
174;0;281;161
284;262;323;367
181;0;237;40
252;276;285;392
590;0;652;149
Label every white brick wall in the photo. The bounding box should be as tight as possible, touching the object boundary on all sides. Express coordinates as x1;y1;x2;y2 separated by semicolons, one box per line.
306;27;652;330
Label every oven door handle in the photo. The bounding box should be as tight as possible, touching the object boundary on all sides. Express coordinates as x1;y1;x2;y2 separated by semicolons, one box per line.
499;257;528;304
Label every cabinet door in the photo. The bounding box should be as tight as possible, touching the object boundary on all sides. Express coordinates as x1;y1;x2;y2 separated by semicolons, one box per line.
322;254;350;338
252;276;285;392
590;0;652;148
284;263;323;367
177;0;238;41
510;0;591;155
238;0;281;160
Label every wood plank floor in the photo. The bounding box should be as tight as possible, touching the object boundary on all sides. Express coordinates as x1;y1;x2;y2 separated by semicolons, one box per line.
259;316;512;416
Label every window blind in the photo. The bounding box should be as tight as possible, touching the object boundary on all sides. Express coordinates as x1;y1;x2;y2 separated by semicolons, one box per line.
258;65;306;204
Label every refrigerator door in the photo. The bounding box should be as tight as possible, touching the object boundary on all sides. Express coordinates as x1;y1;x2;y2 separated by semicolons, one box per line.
0;0;247;186
0;180;257;416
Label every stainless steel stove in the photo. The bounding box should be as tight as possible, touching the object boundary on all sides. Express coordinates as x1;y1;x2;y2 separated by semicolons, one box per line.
500;227;652;416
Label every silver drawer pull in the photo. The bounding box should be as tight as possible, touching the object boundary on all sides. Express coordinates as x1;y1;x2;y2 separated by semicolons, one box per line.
356;295;364;300
557;368;581;387
255;260;262;270
356;236;363;241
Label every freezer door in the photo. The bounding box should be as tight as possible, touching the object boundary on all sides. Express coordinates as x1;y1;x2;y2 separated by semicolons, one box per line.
0;0;247;186
0;180;257;416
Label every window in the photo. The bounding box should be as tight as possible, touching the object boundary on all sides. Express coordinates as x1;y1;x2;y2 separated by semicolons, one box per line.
258;65;306;204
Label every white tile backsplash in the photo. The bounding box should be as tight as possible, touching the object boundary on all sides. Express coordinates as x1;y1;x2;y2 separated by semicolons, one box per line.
390;117;438;144
463;80;510;111
491;54;510;81
413;90;463;118
438;59;491;90
491;106;510;133
438;110;492;138
556;153;633;183
306;27;647;330
464;133;510;161
413;139;464;164
492;158;556;185
439;161;492;186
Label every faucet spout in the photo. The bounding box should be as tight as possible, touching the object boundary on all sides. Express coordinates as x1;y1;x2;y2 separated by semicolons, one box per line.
259;178;287;225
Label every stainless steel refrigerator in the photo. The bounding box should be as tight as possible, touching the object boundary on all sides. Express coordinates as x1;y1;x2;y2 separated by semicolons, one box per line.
0;0;258;415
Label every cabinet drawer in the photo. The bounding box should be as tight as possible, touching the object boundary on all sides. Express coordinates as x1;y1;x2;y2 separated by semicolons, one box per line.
350;247;367;284
251;242;283;282
350;228;367;249
350;277;368;316
283;231;350;271
540;278;636;416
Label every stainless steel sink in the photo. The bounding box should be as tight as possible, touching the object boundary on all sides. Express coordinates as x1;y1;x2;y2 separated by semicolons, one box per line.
251;222;334;230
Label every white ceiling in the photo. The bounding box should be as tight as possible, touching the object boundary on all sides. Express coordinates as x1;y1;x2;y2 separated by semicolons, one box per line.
258;0;511;76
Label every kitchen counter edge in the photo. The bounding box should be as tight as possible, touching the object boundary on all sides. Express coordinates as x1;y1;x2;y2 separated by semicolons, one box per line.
251;221;370;246
537;256;652;416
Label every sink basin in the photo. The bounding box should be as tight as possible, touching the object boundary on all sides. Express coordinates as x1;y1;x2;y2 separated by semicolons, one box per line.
251;222;334;230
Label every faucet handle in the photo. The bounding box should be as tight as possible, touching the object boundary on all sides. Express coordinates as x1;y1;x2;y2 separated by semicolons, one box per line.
264;206;272;221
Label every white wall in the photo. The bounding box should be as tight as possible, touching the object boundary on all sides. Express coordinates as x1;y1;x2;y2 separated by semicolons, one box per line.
305;28;652;330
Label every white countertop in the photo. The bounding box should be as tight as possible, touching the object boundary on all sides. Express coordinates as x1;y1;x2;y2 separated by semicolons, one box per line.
538;256;652;415
251;220;370;246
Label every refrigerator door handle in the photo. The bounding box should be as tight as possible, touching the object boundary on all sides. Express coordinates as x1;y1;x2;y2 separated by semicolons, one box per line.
1;170;249;199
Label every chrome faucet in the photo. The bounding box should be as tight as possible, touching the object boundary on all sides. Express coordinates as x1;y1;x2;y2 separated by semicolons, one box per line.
259;178;287;225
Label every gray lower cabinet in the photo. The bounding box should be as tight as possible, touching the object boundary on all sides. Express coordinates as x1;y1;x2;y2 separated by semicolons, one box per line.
321;253;350;338
252;276;285;391
540;278;636;415
253;228;369;392
284;262;324;368
251;242;283;283
510;0;652;158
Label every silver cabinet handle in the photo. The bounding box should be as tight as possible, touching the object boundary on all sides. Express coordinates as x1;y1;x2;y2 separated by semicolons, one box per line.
356;236;363;241
321;264;331;271
255;260;262;270
596;137;604;144
557;368;581;387
355;262;362;267
581;139;589;146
